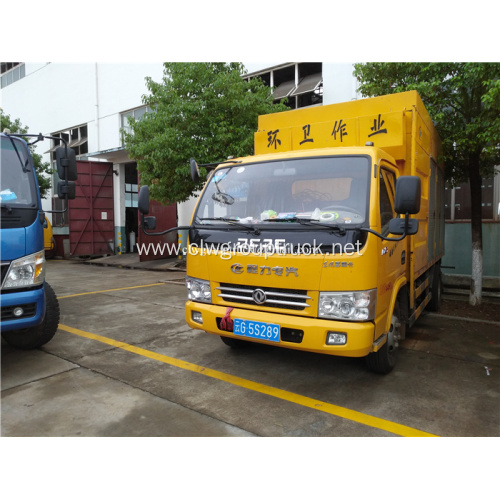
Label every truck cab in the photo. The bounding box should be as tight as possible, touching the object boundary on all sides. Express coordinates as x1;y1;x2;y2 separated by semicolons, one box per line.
1;132;76;349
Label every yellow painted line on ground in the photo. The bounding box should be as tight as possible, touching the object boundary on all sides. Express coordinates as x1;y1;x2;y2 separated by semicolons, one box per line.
58;283;166;300
58;324;438;437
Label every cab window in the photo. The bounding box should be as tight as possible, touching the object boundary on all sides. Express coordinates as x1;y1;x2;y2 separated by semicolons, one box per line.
379;169;396;235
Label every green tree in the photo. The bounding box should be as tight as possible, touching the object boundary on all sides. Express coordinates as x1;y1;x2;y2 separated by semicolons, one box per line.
1;110;53;199
353;63;500;306
123;62;289;204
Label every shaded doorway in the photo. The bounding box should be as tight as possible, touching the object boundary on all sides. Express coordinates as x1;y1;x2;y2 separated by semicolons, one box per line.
125;163;139;252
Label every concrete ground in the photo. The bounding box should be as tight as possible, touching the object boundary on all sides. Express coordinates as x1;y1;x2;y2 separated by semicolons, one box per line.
1;256;499;438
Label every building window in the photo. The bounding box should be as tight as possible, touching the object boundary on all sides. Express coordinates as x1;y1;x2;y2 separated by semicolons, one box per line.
125;163;138;208
48;124;88;162
121;105;153;145
1;63;25;88
244;63;323;110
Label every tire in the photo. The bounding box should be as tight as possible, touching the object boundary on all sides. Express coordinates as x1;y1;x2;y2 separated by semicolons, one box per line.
1;282;60;350
220;335;249;349
366;301;402;374
427;264;442;312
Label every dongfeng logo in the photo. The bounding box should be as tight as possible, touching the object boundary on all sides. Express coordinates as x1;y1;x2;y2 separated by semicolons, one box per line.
230;263;244;274
252;289;267;304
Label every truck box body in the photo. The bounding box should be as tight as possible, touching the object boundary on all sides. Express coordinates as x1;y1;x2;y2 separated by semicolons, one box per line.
184;91;445;372
254;90;445;283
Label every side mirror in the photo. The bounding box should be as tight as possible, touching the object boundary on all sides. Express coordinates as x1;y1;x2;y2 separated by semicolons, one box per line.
143;216;157;230
57;181;76;200
389;217;419;236
394;176;421;215
55;146;77;181
190;158;200;183
138;185;150;214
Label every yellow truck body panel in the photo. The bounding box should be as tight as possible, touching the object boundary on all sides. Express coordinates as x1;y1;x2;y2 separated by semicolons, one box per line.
43;216;55;255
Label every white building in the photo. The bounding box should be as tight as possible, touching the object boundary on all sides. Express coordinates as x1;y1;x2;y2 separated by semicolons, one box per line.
1;62;165;255
0;62;360;256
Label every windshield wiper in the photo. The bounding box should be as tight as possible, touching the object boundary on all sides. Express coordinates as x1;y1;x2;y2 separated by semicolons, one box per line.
6;134;30;172
1;203;13;214
262;217;346;235
197;217;261;235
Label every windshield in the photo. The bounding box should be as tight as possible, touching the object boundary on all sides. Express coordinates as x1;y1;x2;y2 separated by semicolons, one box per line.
195;156;370;228
0;136;37;208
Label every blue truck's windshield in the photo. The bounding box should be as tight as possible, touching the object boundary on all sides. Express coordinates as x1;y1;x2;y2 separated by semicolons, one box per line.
194;156;371;228
0;136;38;208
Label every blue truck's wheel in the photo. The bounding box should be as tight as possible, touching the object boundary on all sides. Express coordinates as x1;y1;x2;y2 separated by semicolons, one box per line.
1;282;60;350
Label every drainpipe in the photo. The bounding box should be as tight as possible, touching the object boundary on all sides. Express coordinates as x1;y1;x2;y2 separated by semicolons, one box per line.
95;63;100;152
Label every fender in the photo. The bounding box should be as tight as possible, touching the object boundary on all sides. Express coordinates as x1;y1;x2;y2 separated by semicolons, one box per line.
373;275;408;352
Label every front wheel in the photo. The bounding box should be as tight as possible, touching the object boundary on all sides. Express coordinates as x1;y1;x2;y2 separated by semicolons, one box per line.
366;301;402;374
1;282;60;350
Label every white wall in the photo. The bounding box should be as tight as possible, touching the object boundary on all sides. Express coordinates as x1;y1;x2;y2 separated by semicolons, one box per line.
322;63;360;104
93;63;164;151
1;63;164;158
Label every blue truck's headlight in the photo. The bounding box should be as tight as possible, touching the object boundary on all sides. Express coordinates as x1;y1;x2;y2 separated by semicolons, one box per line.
186;277;212;303
2;251;45;289
318;289;376;321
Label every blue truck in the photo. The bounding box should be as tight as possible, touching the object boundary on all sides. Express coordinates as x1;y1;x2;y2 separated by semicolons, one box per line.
1;131;76;349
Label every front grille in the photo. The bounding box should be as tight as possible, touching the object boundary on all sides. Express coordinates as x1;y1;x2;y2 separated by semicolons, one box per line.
1;262;11;286
1;303;37;321
217;283;311;311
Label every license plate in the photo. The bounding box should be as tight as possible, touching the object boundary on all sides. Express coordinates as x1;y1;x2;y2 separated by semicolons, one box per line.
233;319;280;343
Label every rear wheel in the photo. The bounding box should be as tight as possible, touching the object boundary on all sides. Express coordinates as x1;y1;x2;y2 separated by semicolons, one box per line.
427;263;442;312
1;283;60;350
366;301;402;374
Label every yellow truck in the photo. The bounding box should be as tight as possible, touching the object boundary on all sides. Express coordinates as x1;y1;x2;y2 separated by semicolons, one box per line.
43;216;56;258
139;90;445;373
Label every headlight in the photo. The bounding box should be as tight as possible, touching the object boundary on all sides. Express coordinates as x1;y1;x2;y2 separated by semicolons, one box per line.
2;251;45;289
185;276;212;303
318;289;376;321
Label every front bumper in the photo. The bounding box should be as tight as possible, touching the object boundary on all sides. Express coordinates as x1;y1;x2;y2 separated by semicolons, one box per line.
186;301;375;357
0;286;45;332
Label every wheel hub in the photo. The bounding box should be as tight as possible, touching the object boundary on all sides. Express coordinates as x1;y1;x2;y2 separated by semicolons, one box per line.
388;314;401;351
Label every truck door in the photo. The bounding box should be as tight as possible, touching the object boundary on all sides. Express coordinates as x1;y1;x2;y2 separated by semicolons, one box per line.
376;166;404;334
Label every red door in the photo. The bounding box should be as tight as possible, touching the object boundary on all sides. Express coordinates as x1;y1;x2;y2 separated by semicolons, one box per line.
69;160;114;256
138;199;178;262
